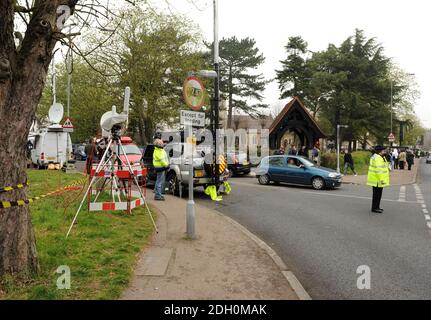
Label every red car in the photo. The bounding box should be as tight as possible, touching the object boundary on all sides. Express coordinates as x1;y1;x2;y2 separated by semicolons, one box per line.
118;137;143;165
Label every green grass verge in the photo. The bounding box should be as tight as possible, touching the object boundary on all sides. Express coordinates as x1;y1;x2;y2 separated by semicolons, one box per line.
0;170;155;300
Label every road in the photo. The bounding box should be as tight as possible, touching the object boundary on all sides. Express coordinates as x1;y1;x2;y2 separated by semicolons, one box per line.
194;159;431;299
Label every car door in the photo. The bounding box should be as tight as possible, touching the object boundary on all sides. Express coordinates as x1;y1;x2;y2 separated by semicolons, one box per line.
285;157;307;185
268;157;288;182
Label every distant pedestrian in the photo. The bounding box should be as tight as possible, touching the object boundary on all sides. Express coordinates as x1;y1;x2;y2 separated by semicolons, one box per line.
298;146;308;157
392;148;399;170
407;149;415;171
288;145;298;156
273;147;285;156
153;139;170;201
343;150;357;176
367;146;390;213
85;138;96;175
311;146;320;165
399;149;406;170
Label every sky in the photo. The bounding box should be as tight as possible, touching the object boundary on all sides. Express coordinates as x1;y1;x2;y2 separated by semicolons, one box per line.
156;0;431;128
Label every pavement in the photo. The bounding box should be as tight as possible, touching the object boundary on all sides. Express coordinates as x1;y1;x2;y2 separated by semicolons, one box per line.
121;195;303;300
341;162;419;186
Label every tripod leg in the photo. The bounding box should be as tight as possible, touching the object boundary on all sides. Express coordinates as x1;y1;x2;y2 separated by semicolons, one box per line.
66;139;114;238
118;142;159;233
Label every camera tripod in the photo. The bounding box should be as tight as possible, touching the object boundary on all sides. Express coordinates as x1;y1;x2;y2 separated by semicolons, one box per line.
66;133;158;238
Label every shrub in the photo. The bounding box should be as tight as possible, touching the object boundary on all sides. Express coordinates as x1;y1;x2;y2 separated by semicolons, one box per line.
320;150;372;174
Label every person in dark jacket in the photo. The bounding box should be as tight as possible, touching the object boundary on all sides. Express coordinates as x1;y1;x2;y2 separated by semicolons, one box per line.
343;150;357;176
298;146;308;157
406;150;415;171
288;145;298;156
273;147;285;155
85;138;97;175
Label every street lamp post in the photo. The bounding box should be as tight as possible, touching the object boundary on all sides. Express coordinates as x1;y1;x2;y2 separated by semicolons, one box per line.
213;0;220;188
184;71;217;240
337;124;349;174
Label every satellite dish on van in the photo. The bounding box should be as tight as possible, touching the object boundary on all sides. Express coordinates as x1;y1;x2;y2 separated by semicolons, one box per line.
48;103;64;124
100;105;128;132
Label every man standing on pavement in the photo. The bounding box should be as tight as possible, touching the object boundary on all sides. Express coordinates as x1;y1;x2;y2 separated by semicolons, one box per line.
85;137;96;175
298;146;308;157
392;148;399;170
343;150;357;176
367;146;390;213
407;149;415;171
399;149;406;170
153;138;170;201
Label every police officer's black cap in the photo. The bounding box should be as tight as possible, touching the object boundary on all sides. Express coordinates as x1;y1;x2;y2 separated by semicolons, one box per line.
374;145;386;152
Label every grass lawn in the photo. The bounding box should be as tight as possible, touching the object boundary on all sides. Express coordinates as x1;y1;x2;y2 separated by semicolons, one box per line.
0;170;155;300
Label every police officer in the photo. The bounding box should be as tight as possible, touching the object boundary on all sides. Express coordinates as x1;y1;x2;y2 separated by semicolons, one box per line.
153;139;169;201
367;146;390;213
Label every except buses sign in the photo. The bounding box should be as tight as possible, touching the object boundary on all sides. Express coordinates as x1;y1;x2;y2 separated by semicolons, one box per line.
183;76;206;111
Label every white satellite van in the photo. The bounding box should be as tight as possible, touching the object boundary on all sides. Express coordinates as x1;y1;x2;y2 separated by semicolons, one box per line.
30;129;72;169
28;102;73;169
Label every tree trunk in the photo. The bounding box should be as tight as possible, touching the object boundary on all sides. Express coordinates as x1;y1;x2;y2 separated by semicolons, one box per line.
0;0;63;276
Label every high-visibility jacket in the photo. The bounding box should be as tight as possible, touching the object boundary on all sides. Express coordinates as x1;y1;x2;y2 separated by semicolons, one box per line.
367;153;390;188
153;147;169;169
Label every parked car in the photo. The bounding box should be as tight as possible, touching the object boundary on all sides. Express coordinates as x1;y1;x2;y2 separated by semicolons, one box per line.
255;155;342;190
118;137;143;165
227;152;251;177
73;144;87;161
426;155;431;164
141;143;226;196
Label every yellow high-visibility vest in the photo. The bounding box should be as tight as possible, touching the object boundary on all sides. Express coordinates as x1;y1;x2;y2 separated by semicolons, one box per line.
367;154;390;188
153;147;169;168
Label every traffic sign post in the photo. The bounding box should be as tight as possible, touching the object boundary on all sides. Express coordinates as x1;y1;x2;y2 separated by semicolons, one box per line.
62;117;74;133
183;76;206;111
182;76;208;240
180;110;205;128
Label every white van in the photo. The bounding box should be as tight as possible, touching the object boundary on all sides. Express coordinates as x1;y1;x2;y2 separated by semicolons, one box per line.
30;128;72;169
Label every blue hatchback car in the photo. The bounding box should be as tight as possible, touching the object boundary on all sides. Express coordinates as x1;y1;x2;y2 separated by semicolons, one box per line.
256;155;342;190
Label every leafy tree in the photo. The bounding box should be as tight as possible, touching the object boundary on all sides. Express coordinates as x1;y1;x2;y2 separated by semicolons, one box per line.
276;30;419;150
96;8;205;144
38;59;119;142
276;36;310;99
0;0;147;277
214;36;268;128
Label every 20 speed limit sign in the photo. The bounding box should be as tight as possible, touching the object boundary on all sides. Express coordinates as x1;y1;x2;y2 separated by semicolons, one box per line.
183;76;206;111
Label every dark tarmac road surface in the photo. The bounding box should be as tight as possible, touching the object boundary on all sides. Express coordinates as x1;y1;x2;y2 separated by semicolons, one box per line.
195;159;431;299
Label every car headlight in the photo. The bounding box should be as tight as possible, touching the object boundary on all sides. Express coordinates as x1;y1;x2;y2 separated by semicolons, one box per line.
328;173;338;178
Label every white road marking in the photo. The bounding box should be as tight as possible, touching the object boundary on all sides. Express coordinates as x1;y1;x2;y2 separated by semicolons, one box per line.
398;186;406;202
414;185;431;234
302;191;419;204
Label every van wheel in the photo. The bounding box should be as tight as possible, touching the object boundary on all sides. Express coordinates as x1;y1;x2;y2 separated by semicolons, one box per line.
166;172;179;196
258;174;270;185
312;177;325;190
